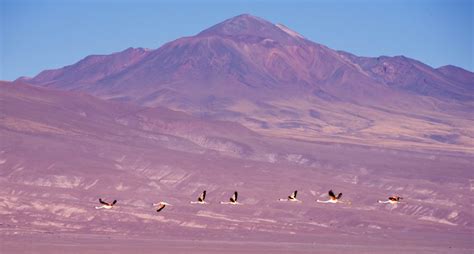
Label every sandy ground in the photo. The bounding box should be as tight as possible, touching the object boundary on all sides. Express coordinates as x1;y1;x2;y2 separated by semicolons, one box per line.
1;233;472;254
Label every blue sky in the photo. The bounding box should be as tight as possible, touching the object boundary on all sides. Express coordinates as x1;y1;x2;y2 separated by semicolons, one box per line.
1;0;472;80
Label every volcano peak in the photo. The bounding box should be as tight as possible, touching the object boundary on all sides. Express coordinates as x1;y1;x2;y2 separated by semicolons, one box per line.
197;13;301;44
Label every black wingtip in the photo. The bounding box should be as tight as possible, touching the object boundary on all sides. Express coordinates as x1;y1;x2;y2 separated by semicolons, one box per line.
99;198;108;205
156;205;165;212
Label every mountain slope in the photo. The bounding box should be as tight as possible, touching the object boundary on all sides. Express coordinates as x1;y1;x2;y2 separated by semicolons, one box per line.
338;51;473;100
1;81;473;252
22;47;151;90
0;81;267;158
437;65;474;85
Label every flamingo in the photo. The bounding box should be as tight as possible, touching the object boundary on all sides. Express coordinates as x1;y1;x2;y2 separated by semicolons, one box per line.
220;191;240;205
378;196;403;204
95;198;117;209
190;190;207;204
279;190;300;202
317;190;343;203
153;201;172;212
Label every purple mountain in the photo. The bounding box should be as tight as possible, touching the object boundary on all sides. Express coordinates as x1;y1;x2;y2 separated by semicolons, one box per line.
18;14;473;153
21;14;472;102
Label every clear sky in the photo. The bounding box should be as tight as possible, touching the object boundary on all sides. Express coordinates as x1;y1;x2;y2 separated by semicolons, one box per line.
1;0;472;80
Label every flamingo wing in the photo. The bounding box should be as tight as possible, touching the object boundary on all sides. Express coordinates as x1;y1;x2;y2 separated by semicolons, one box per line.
289;190;297;199
328;190;336;199
156;204;166;212
231;191;238;202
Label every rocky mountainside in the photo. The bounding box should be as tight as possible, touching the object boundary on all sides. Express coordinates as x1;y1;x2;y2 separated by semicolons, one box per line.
21;14;473;102
18;14;473;153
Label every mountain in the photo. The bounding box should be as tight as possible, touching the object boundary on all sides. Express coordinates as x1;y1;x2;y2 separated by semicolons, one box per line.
21;14;392;101
437;64;474;85
17;14;473;155
1;81;473;253
337;52;473;100
21;14;473;100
